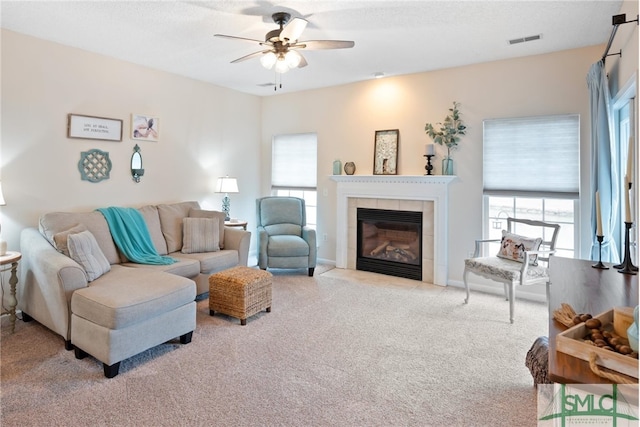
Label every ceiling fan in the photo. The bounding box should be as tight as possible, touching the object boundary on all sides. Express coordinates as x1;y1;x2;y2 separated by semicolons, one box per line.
215;12;355;74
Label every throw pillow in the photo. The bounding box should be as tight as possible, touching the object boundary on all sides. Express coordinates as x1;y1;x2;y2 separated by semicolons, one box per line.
189;209;226;249
67;230;111;281
53;224;88;257
182;217;220;254
496;231;542;265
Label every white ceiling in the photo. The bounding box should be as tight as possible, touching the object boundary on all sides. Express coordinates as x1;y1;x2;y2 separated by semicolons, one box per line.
0;1;624;96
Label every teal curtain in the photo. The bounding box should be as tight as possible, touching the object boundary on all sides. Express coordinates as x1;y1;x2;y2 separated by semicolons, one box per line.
588;60;620;263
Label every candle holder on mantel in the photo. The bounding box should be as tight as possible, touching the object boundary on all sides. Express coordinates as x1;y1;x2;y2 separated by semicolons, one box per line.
592;235;609;269
614;221;638;275
424;155;434;176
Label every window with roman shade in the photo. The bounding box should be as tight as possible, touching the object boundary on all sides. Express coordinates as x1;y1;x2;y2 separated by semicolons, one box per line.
271;132;317;190
271;132;318;229
482;114;580;258
483;114;580;198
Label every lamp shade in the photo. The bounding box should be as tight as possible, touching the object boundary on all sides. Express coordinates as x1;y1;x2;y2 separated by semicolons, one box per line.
0;182;6;206
260;52;277;70
215;177;239;194
274;57;290;74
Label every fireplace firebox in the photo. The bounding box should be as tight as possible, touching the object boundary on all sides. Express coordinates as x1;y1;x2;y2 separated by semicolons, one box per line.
357;208;422;280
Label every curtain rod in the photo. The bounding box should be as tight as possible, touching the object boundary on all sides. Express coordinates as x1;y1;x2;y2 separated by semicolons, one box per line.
601;13;639;63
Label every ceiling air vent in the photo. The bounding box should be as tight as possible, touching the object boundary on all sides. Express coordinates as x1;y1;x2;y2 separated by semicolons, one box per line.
508;34;542;45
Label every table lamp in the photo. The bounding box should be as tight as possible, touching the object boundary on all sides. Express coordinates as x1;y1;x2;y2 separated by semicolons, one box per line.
0;182;6;255
215;176;239;221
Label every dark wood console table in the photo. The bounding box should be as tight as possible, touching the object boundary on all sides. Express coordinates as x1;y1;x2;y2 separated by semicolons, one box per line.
548;256;638;384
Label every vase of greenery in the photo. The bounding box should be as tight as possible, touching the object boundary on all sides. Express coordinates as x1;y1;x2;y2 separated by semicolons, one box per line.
424;101;466;175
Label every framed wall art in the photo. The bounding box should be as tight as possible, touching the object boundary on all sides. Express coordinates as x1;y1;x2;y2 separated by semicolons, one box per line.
67;114;123;141
373;129;399;175
131;114;159;141
78;149;112;183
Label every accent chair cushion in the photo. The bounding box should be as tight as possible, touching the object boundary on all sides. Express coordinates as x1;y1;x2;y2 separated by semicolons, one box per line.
67;230;111;281
268;235;310;257
496;231;542;265
464;257;548;282
182;217;220;254
258;197;304;230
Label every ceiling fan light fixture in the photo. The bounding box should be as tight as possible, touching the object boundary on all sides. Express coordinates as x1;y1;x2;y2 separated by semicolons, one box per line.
218;11;354;77
274;57;290;74
285;50;302;68
260;52;277;69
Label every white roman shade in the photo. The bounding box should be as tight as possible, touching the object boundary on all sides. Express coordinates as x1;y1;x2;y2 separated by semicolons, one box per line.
483;114;580;198
272;132;318;189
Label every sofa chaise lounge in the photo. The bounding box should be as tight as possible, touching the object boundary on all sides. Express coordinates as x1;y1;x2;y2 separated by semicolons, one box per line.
19;201;251;377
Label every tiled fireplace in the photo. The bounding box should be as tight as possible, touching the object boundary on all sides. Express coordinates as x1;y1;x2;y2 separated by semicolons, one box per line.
330;175;456;285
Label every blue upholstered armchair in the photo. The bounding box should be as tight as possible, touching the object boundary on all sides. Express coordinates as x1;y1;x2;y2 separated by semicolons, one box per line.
256;197;317;276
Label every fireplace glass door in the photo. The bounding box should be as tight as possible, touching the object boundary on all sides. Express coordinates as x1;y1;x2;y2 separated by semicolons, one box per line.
357;208;422;280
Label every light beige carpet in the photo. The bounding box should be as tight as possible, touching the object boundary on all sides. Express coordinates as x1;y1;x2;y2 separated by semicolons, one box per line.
1;266;548;426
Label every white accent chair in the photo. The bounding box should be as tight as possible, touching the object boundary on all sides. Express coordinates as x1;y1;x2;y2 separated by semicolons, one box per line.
463;218;560;323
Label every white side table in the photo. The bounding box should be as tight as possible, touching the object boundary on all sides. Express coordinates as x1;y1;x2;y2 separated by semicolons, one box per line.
0;251;21;334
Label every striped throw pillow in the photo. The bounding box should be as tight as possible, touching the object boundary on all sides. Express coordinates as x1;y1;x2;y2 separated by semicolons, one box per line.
181;217;220;254
67;230;111;281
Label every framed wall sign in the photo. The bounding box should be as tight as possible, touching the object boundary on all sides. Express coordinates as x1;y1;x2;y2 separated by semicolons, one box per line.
373;129;399;175
131;114;159;141
67;114;123;141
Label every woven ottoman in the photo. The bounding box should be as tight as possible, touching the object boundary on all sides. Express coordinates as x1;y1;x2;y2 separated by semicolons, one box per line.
209;266;272;325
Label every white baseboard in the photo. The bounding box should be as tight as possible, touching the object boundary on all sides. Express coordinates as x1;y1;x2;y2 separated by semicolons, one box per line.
317;258;336;267
274;256;547;304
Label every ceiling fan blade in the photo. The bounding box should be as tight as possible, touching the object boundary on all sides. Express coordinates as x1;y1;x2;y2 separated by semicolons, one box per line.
230;50;271;64
214;34;264;44
297;40;355;50
297;53;308;68
279;17;308;43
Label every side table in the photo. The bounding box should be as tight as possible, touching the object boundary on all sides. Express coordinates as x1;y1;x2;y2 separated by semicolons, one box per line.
0;251;21;334
225;220;248;231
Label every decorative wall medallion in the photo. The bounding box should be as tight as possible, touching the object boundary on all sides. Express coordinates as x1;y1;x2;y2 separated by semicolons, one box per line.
78;149;112;183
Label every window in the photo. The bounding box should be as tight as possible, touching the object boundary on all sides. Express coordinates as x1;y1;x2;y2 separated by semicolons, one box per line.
271;133;318;229
486;196;575;258
483;114;580;258
611;76;636;261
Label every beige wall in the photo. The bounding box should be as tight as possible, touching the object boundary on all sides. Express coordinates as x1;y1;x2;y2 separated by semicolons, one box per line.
1;30;262;253
261;45;605;284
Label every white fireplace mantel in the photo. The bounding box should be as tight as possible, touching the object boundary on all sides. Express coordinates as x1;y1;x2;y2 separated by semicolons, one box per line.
330;175;456;285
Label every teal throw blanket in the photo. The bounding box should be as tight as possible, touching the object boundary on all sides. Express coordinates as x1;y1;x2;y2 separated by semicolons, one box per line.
97;207;177;265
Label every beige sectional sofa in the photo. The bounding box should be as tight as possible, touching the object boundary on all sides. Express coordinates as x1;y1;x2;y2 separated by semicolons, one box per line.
18;201;251;377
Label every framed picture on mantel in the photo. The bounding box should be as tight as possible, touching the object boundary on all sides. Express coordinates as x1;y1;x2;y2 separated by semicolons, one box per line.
373;129;399;175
